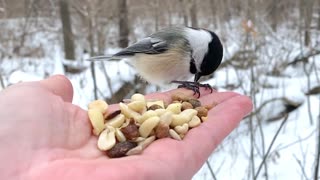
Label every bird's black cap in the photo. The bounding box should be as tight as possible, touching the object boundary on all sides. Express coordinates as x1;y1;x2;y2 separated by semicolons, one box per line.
199;31;223;76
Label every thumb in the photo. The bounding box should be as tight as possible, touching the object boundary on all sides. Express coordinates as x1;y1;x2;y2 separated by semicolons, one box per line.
39;75;73;102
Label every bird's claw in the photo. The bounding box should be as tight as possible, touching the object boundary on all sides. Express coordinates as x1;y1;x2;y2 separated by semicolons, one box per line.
172;80;213;98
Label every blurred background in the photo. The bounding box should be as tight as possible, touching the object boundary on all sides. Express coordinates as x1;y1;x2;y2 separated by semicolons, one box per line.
0;0;319;179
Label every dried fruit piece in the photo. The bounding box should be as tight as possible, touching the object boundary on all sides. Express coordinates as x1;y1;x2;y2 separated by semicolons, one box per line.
107;141;138;158
115;128;126;142
147;100;165;109
121;119;139;140
181;101;193;111
171;92;189;102
204;102;218;110
137;110;157;124
105;114;125;128
169;129;182;140
155;121;170;138
97;126;116;151
147;104;163;110
131;93;146;102
195;106;208;118
128;101;146;113
88;109;105;136
187;99;201;108
189;116;201;128
139;116;160;138
88;100;108;114
166;103;182;114
105;110;121;120
174;123;189;135
126;136;156;156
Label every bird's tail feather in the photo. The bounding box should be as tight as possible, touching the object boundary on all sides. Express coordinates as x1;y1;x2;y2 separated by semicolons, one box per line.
86;55;121;61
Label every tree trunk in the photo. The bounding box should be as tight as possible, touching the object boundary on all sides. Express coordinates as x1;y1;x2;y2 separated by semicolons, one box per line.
190;0;198;28
179;0;189;26
269;0;278;32
318;0;320;30
302;0;315;46
154;0;160;31
59;0;75;60
209;0;217;28
118;0;129;48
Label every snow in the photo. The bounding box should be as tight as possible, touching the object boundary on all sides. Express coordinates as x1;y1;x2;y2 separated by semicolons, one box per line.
0;18;319;180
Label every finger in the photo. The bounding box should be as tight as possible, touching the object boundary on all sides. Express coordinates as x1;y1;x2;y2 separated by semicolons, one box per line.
39;75;73;102
182;95;253;172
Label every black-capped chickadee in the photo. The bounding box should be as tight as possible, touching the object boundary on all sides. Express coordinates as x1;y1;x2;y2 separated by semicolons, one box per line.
88;26;223;96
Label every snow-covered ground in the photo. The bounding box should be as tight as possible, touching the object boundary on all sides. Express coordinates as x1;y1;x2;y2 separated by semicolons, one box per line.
0;18;319;179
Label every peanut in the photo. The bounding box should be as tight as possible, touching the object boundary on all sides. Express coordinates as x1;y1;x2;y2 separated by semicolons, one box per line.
174;123;189;134
115;128;126;142
88;109;105;136
88;100;108;114
97;126;116;151
188;116;201;128
137;110;157;124
119;102;141;121
128;101;146;113
155;108;167;116
166;103;182;114
169;129;182;140
105;114;125;128
139;116;160;138
131;93;146;102
126;136;156;156
159;111;173;125
171;109;197;127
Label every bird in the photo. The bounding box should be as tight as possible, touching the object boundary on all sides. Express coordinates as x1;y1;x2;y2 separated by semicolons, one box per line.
88;26;223;96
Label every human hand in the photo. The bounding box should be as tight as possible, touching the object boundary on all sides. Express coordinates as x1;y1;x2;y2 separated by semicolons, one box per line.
0;75;252;180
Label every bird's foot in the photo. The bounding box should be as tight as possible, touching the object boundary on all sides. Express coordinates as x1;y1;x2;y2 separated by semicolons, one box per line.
171;80;213;97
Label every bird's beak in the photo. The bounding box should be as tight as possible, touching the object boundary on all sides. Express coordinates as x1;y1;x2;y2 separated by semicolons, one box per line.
194;73;201;82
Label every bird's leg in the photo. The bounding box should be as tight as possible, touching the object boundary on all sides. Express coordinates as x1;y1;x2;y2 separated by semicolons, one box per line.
171;73;213;97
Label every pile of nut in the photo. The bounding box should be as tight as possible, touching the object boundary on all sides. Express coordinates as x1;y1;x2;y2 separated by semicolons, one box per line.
87;92;215;158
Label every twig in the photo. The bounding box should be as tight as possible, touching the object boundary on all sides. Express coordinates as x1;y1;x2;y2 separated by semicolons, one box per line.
293;154;309;180
254;114;289;179
206;160;217;180
0;73;4;89
90;62;98;99
314;111;320;180
100;62;114;96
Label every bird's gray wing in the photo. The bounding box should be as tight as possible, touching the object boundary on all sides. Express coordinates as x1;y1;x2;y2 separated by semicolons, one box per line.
114;37;168;56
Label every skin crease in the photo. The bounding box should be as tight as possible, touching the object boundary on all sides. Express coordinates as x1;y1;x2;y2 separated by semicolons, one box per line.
0;75;252;180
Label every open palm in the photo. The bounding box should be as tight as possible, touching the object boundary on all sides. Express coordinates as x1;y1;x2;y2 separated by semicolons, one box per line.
0;75;252;180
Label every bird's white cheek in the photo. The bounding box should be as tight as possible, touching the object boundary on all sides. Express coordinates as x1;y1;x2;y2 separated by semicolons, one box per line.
130;50;192;85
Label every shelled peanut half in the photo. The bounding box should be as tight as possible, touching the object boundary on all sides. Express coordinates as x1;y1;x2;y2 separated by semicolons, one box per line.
87;92;215;158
